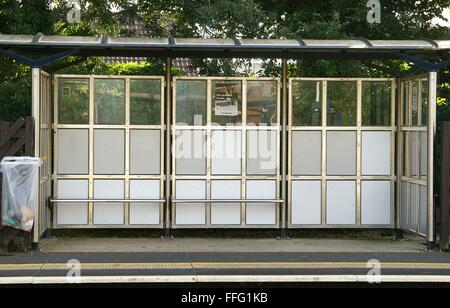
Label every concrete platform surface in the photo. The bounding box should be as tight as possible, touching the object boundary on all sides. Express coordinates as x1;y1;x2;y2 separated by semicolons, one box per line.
38;237;426;253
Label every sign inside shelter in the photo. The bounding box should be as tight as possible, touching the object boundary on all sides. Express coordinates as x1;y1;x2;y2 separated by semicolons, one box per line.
214;83;238;116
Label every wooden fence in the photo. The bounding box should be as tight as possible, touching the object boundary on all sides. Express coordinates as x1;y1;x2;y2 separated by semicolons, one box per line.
0;116;34;249
440;121;450;250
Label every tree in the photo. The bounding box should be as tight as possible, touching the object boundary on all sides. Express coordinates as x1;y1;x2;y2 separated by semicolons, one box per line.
0;0;449;119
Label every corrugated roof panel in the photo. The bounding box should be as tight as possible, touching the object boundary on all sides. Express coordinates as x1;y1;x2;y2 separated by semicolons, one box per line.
174;38;235;47
0;34;34;44
38;35;102;45
302;39;368;48
368;40;434;49
239;39;301;47
107;37;168;46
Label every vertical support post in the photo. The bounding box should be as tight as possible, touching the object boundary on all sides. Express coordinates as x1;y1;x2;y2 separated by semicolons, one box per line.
395;78;404;239
164;58;172;238
440;122;450;250
31;68;41;246
427;71;437;250
280;59;288;238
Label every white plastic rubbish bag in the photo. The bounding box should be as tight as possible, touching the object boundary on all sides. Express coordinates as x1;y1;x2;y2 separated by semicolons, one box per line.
1;156;42;232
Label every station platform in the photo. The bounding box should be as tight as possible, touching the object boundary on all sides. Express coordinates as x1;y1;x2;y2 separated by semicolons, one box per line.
1;236;450;285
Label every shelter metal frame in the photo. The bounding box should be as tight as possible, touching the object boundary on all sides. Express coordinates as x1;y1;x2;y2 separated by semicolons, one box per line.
397;73;434;239
52;74;166;229
287;78;396;228
0;34;446;246
171;76;282;228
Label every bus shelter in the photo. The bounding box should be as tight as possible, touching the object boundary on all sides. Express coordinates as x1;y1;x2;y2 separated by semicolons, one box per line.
0;34;449;249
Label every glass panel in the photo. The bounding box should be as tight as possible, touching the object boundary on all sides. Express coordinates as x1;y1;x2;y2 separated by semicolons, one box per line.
291;80;322;126
361;81;391;126
421;79;428;126
402;81;409;126
246;80;277;126
176;80;207;125
327;81;357;126
411;80;419;126
58;78;89;124
130;79;161;125
94;79;125;124
211;80;242;126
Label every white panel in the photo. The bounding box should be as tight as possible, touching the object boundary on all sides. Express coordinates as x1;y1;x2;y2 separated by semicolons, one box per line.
94;129;125;174
291;181;321;225
93;180;124;225
420;132;427;176
57;180;88;225
327;131;356;175
419;185;427;235
57;129;88;174
211;180;241;225
129;180;160;225
175;130;206;175
361;131;391;175
410;132;418;176
176;180;206;199
211;130;242;175
130;180;160;198
401;181;409;229
175;180;206;224
246;180;276;225
326;181;356;225
361;181;391;225
291;131;321;175
410;184;418;231
247;130;277;175
130;130;160;175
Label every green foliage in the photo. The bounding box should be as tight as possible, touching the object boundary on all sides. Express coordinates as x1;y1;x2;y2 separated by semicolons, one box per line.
0;0;449;121
129;79;161;125
58;78;89;124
